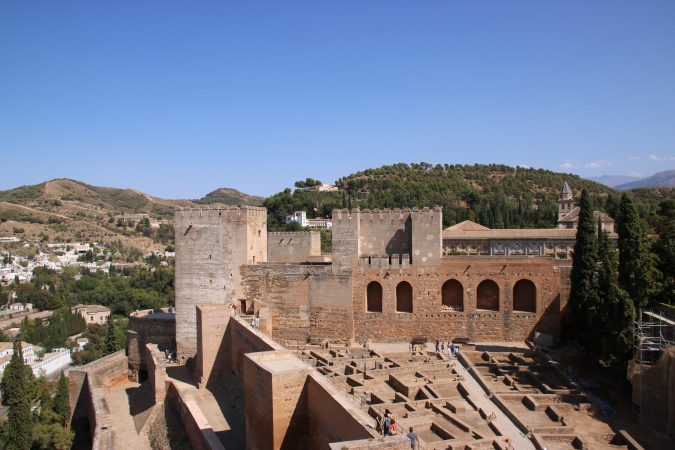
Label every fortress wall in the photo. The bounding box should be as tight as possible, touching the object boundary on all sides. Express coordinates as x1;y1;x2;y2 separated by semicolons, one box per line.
68;350;127;450
194;305;233;388
241;263;319;345
349;257;567;342
411;206;443;266
165;382;225;450
331;209;360;275
126;308;175;381
357;209;412;257
267;231;321;263
244;351;312;450
174;206;266;357
308;274;354;341
307;372;376;449
145;344;167;405
230;316;284;379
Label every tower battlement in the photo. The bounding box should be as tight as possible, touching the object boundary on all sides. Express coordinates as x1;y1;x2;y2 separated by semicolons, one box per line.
175;205;266;220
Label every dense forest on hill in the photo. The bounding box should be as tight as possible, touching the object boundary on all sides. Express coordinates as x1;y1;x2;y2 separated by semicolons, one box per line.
263;163;672;230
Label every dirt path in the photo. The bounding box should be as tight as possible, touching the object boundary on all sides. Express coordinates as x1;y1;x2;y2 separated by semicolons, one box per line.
0;201;71;220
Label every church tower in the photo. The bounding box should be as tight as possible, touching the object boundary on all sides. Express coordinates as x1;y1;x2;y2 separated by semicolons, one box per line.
558;181;574;222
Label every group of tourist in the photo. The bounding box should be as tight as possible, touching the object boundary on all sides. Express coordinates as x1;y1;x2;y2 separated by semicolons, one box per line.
250;316;260;330
375;414;418;449
408;340;460;357
435;340;460;357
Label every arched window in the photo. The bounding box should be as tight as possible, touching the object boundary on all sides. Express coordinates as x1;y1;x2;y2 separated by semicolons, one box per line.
396;282;413;313
477;280;500;311
513;279;536;312
441;279;463;311
366;281;383;313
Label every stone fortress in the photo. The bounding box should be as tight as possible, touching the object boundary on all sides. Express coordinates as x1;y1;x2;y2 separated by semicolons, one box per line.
68;183;643;450
174;183;612;356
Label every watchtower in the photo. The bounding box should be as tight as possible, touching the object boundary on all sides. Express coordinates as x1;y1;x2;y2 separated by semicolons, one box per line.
174;205;267;357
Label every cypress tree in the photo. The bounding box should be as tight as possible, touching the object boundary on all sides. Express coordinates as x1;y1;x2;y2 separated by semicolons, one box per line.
617;193;660;308
569;189;599;345
104;318;118;355
653;200;675;305
4;340;33;450
597;227;635;378
53;371;71;427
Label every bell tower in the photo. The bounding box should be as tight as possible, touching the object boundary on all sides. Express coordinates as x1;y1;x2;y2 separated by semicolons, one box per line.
558;181;574;223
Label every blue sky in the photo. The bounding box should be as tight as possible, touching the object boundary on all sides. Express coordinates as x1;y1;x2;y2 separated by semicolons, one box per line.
1;1;673;199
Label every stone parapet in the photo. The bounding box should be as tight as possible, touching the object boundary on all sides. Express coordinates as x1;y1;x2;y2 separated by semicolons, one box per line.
68;350;127;450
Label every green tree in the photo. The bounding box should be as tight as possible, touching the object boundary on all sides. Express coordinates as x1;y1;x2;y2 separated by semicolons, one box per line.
617;193;660;308
53;371;70;427
596;226;635;378
653;200;675;305
569;189;599;345
3;340;33;450
104;318;119;355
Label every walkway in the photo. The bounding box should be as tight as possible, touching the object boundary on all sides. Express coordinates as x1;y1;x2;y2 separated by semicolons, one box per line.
106;380;152;450
166;365;246;450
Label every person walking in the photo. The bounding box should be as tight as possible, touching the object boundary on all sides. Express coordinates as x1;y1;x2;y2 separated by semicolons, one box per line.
454;345;460;357
383;414;391;436
375;416;383;435
389;419;398;435
435;340;440;352
407;427;418;449
409;340;414;351
440;342;445;354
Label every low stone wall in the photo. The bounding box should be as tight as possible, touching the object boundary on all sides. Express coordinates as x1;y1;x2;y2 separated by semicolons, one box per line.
126;308;175;381
230;316;284;379
68;350;128;450
145;344;167;405
165;382;225;450
307;372;377;449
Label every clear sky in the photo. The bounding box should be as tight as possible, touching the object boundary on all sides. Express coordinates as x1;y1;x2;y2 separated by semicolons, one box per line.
1;1;673;199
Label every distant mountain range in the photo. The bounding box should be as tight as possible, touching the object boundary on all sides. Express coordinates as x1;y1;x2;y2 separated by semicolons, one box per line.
614;169;675;190
586;175;642;188
587;170;675;190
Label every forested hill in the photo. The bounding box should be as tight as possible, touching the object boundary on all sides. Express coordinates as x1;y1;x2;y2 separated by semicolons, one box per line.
263;163;670;230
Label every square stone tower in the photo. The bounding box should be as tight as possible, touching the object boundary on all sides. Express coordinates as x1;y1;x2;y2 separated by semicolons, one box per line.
174;206;267;358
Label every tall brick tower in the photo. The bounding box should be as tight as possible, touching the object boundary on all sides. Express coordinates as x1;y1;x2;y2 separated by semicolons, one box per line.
174;205;267;358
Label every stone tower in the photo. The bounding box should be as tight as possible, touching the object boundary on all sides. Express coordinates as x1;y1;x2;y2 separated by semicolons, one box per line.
558;181;574;222
174;205;267;357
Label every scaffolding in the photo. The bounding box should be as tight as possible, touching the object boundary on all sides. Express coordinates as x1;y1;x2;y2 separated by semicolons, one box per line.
628;307;675;436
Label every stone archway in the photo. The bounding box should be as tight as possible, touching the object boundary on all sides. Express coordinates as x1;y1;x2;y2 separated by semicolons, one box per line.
367;281;383;313
396;281;413;313
477;280;500;311
513;279;536;312
441;279;463;311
